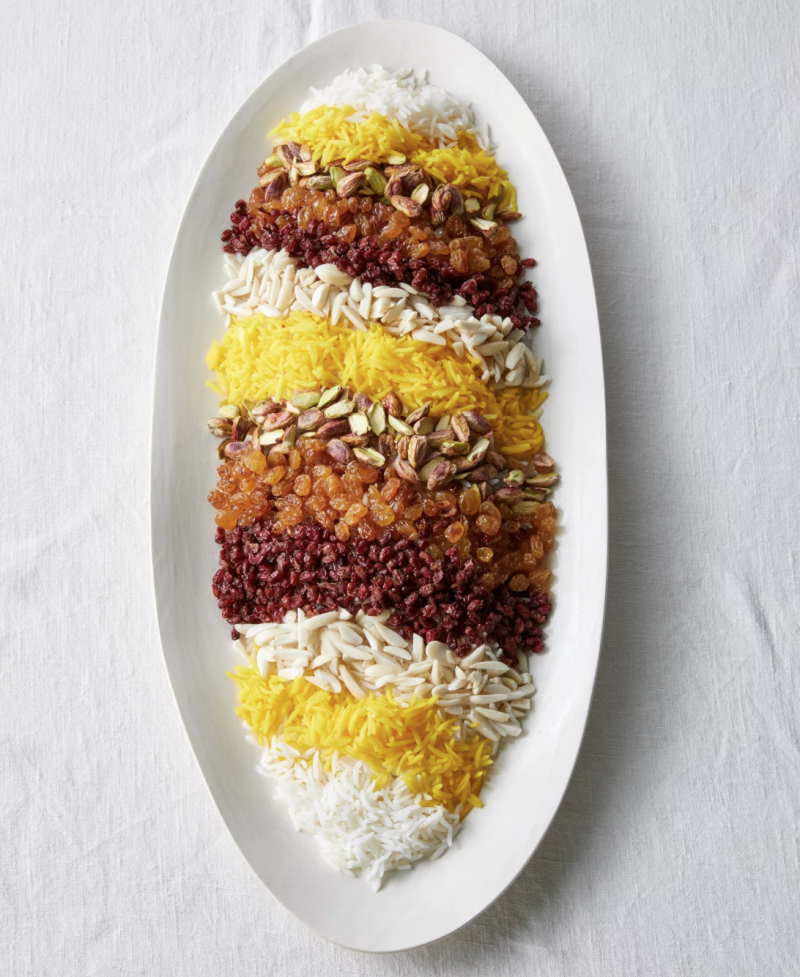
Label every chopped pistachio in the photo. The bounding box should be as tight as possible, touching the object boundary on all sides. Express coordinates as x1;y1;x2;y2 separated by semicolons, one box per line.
512;501;541;516
365;167;388;195
388;415;414;436
348;412;370;436
367;402;387;435
317;385;342;409
353;447;386;467
411;183;430;205
290;390;321;409
324;399;355;418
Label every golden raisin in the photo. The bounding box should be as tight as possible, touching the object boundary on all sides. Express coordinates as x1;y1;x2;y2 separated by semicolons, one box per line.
458;486;481;516
314;510;335;531
395;519;418;540
467;250;491;272
214;510;237;530
294;474;311;497
357;518;378;540
380;478;401;502
506;551;525;573
298;438;324;457
529;567;551;591
264;466;286;486
404;503;424;521
370;504;396;527
349;461;380;484
207;490;228;509
323;474;344;497
334;520;350;542
479;500;501;520
476;547;494;563
509;573;529;592
455;537;471;560
534;501;556;526
539;529;555;551
445;522;465;543
245;449;266;474
476;514;501;534
282;507;303;527
342;472;363;496
312;465;332;479
450;248;468;273
344;503;368;525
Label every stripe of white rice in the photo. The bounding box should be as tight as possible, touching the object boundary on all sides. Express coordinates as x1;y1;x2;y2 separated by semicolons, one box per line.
298;66;491;150
255;741;462;887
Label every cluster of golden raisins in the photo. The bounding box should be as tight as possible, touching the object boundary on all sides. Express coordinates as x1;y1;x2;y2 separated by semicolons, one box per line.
209;438;422;542
251;184;522;291
209;440;555;593
423;487;555;593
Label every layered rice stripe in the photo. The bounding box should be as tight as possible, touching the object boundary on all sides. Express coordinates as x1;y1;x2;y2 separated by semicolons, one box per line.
231;664;491;814
270;106;514;204
206;312;546;456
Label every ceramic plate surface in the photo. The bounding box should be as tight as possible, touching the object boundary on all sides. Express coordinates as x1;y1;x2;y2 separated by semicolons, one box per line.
151;19;606;952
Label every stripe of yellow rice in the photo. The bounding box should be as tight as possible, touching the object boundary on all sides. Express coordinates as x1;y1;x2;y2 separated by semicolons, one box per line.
230;664;492;817
207;312;546;457
269;106;514;202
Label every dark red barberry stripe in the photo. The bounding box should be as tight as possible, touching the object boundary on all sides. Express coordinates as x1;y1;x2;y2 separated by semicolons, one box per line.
214;521;551;665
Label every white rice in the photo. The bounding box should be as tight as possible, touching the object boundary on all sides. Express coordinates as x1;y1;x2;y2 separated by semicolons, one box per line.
234;610;537;886
259;740;461;889
300;64;492;150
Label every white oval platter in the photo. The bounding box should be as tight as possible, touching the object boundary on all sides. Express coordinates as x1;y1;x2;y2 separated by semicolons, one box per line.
151;19;607;952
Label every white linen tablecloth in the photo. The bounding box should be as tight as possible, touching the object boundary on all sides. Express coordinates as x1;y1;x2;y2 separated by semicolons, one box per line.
2;1;798;973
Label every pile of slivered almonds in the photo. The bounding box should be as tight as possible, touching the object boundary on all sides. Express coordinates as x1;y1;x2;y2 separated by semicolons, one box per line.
235;607;536;744
205;65;558;890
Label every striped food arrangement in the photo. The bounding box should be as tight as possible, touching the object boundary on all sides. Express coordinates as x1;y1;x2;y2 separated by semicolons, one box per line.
204;67;558;889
